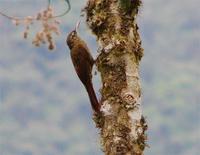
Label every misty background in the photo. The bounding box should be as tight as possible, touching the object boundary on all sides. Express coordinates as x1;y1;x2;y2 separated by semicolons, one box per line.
0;0;199;155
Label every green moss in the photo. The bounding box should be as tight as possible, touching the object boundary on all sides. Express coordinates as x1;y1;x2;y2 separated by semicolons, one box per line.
119;0;142;14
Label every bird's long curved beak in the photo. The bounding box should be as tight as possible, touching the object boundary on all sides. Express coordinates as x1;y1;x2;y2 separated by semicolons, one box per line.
75;20;81;32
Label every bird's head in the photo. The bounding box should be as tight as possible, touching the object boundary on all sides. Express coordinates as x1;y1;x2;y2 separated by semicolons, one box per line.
66;20;81;49
66;30;77;49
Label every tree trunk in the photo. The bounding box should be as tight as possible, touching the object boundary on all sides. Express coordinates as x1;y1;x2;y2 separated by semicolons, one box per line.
85;0;147;154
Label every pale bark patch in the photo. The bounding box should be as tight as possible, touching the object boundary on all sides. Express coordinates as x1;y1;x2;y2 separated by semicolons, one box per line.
101;100;112;115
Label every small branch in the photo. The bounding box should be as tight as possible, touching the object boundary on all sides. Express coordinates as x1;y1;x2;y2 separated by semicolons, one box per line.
48;0;71;18
0;0;71;50
0;0;71;21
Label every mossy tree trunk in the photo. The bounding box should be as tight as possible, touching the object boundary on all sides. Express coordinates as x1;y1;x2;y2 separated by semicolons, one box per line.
85;0;147;154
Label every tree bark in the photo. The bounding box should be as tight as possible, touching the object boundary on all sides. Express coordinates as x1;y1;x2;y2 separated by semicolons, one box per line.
85;0;147;154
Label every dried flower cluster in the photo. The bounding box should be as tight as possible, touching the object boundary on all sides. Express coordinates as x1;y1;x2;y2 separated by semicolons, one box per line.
12;6;60;50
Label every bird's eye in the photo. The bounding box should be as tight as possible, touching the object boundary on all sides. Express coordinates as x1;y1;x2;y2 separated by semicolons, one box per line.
71;31;76;37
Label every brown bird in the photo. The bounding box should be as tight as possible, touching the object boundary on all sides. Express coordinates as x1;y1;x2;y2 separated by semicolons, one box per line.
66;22;100;113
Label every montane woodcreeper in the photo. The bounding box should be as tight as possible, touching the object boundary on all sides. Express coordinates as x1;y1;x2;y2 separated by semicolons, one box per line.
66;22;100;113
